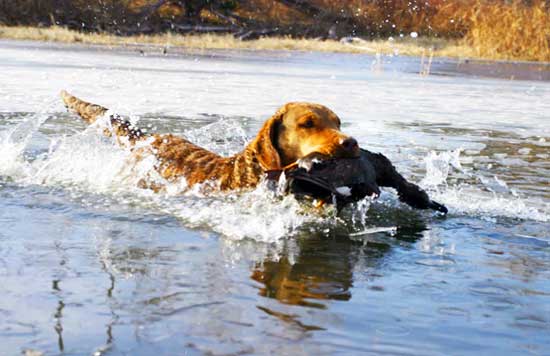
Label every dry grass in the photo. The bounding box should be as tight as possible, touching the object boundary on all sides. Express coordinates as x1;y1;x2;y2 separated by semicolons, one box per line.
465;0;550;62
0;25;477;59
253;0;549;62
0;0;547;62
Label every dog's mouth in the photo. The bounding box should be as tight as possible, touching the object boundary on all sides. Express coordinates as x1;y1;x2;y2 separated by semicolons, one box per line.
268;154;380;211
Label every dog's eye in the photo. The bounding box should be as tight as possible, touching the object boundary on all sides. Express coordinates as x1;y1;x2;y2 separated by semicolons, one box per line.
301;119;314;128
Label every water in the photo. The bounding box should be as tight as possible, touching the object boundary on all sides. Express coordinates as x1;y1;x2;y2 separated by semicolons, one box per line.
0;39;549;355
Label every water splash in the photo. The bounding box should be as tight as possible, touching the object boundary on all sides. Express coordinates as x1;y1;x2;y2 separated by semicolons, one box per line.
1;114;548;246
349;197;374;228
421;149;462;187
0;115;326;242
431;188;548;222
0;114;49;179
159;181;324;242
182;117;249;156
419;149;549;222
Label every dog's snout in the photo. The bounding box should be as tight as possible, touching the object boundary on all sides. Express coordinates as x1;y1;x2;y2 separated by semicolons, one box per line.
341;137;358;152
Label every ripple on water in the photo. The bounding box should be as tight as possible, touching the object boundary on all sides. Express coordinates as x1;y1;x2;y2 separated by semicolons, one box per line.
514;315;550;330
415;256;456;267
469;282;514;297
485;297;522;312
1;43;550;356
437;306;470;317
400;282;447;297
375;324;411;337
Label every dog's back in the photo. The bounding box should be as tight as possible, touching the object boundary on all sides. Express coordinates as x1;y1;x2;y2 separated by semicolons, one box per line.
60;91;266;190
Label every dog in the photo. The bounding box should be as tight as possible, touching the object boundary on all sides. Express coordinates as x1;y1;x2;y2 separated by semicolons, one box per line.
60;91;360;192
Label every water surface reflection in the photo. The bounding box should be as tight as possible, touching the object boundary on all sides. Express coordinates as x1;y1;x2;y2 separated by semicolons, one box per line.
252;213;427;324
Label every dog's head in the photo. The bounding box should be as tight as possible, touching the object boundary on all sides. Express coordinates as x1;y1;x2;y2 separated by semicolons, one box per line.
249;102;359;170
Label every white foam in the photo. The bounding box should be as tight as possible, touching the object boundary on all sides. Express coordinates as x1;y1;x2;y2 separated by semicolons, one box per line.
349;226;397;236
335;186;352;196
0;115;327;242
421;149;462;187
165;184;321;242
1;114;548;245
419;149;549;222
431;188;549;222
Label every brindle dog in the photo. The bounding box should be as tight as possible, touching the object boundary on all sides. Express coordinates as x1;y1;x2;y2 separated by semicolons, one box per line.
60;91;359;191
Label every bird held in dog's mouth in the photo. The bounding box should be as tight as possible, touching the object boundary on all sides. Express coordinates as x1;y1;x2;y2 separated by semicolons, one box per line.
267;149;448;214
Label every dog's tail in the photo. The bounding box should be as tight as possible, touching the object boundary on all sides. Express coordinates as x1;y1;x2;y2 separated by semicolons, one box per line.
60;90;108;124
60;90;146;142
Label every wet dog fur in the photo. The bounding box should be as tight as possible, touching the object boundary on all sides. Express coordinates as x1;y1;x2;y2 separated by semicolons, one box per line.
60;91;359;192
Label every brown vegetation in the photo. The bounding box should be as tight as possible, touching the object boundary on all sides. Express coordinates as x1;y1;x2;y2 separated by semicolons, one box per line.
0;25;478;59
0;0;548;61
464;0;550;62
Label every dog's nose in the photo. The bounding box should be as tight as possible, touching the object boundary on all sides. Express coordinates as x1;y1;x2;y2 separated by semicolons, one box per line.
341;137;358;152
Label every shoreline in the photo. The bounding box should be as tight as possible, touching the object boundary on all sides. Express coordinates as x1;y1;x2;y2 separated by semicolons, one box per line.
1;25;480;60
2;36;549;82
2;26;548;66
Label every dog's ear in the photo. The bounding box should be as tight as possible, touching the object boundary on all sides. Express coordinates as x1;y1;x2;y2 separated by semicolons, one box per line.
248;105;287;171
